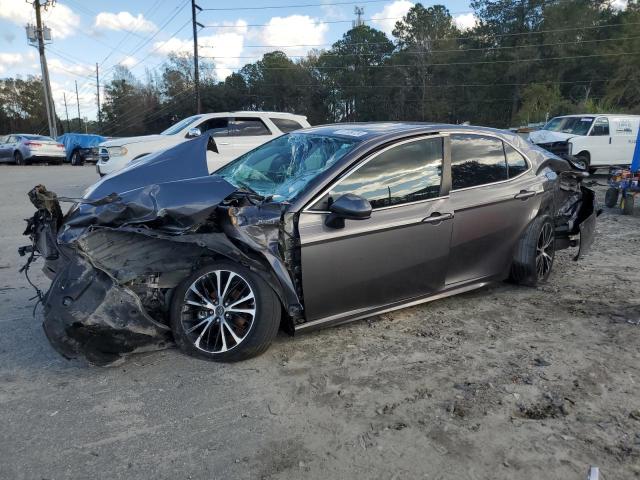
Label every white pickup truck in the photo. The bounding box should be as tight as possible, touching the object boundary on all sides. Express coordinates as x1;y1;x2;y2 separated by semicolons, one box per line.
97;111;310;176
529;114;640;173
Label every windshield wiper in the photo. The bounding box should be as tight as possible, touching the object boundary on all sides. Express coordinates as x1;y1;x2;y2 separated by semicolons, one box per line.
232;179;265;200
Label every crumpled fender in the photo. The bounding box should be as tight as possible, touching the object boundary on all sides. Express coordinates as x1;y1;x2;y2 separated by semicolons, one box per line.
42;251;171;366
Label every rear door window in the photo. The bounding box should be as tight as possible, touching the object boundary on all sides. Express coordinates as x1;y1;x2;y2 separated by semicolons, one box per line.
451;134;508;189
270;117;304;133
504;143;528;178
197;117;230;137
231;118;271;136
318;137;443;210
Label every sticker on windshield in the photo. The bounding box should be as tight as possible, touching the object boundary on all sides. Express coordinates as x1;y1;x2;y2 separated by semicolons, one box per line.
333;129;368;137
580;118;593;122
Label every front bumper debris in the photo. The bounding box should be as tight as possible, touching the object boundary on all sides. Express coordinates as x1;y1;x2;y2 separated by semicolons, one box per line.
42;252;171;365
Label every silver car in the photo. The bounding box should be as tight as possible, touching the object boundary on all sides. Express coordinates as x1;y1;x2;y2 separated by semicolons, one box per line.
0;134;66;165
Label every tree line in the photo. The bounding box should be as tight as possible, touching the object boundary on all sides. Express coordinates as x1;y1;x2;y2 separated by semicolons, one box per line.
1;0;639;136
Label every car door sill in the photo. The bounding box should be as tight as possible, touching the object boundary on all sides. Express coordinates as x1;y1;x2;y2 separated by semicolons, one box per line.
295;280;491;333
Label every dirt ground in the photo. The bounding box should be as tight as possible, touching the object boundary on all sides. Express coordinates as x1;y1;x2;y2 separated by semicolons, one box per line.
0;164;638;480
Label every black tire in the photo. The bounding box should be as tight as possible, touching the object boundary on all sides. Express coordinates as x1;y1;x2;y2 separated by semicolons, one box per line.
170;261;281;362
14;151;25;165
573;152;590;171
71;150;83;166
604;187;619;208
509;215;555;287
622;193;635;216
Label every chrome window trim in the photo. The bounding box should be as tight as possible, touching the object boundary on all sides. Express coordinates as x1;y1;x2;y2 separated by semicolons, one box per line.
302;134;448;214
447;131;533;193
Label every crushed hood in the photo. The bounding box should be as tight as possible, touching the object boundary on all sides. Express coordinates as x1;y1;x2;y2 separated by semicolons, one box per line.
529;130;576;144
58;135;238;242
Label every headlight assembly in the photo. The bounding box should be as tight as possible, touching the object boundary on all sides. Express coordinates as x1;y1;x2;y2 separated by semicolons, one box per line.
108;146;128;157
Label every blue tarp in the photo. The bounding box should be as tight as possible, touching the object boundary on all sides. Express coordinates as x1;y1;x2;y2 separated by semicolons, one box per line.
56;133;106;162
632;125;640;173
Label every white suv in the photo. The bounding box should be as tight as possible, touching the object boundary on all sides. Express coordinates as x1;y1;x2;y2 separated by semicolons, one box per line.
97;111;310;176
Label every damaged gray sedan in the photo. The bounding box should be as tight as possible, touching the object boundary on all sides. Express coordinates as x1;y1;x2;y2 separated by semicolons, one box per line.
20;124;597;365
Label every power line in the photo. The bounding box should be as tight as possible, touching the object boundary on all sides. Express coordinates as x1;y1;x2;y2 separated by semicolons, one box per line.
201;14;468;29
201;35;640;59
199;0;571;11
201;20;640;49
200;0;390;11
200;50;640;69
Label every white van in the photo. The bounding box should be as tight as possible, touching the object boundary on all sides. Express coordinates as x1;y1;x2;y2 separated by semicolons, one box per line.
528;114;640;172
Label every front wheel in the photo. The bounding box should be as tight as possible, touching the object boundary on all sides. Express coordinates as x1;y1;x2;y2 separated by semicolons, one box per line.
510;216;555;287
572;153;590;171
170;261;281;362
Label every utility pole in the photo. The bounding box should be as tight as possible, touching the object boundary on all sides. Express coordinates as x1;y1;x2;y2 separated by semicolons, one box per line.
191;0;203;114
75;80;82;132
63;92;70;132
96;62;102;133
29;0;57;138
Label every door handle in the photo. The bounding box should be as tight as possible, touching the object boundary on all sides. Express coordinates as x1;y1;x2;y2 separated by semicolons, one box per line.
514;190;536;200
422;212;454;224
217;142;230;145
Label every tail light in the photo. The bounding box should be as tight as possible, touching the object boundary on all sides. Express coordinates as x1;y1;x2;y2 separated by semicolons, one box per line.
57;143;64;148
25;141;42;147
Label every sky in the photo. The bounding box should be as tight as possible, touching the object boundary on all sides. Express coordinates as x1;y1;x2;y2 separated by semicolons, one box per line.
0;0;478;121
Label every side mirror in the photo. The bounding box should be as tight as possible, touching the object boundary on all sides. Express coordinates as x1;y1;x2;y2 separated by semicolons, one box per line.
186;127;202;139
325;193;372;228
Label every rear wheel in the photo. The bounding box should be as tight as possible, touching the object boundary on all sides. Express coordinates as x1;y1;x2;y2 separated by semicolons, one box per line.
71;150;83;166
170;261;281;362
604;187;619;208
510;216;555;287
622;193;635;215
14;151;25;165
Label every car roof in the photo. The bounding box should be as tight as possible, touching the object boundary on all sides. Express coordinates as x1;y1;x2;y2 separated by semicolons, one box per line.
299;122;521;142
553;114;640;118
197;111;307;120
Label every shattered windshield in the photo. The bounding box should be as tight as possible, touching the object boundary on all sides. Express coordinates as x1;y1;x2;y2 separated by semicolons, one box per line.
543;117;594;135
217;133;361;201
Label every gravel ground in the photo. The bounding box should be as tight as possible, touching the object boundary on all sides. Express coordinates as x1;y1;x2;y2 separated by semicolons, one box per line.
0;165;639;480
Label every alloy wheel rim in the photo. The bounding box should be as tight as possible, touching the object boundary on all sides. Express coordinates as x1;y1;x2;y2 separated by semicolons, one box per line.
180;270;256;353
573;158;587;170
536;223;554;280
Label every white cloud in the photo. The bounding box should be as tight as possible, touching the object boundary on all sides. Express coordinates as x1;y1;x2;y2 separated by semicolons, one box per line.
119;56;138;68
371;0;414;37
0;52;24;74
454;12;477;31
48;58;94;78
0;0;80;39
94;11;157;33
153;21;249;80
257;15;329;56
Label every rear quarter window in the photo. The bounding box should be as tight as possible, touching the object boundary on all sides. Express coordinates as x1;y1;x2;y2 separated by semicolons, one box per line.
504;143;529;178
